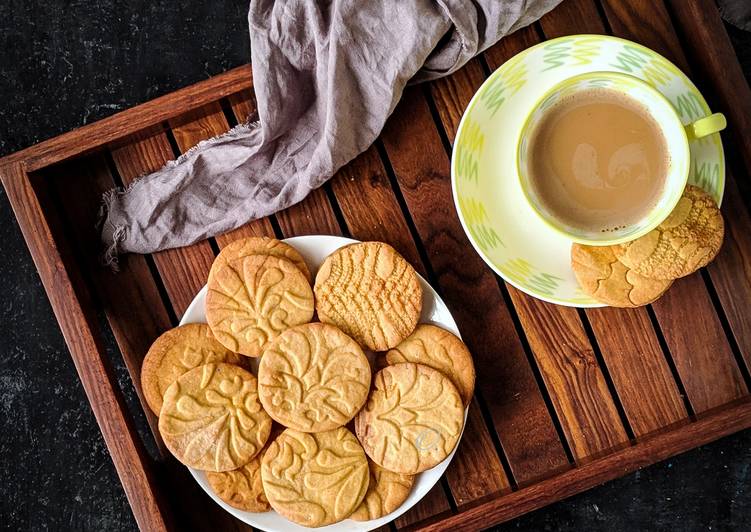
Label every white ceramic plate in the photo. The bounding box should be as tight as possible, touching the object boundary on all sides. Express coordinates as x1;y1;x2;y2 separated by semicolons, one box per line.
452;34;725;307
180;235;466;531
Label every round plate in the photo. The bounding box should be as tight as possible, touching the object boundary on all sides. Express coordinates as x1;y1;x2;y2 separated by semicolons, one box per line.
179;235;467;531
452;34;725;307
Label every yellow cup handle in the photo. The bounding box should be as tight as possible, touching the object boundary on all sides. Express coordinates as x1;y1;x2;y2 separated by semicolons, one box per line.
685;112;726;140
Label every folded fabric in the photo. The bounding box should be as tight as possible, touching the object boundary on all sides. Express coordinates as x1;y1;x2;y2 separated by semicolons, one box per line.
101;0;561;263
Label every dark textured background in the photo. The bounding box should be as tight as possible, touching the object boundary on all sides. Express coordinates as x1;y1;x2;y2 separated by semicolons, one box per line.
1;2;750;530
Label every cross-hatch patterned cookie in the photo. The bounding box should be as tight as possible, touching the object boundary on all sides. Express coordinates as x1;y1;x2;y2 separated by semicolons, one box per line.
350;460;414;521
207;454;270;512
571;243;673;307
258;323;371;432
314;242;422;351
159;363;272;472
261;427;369;527
141;323;243;415
355;363;464;474
614;185;724;280
206;255;314;356
386;324;475;406
210;237;312;284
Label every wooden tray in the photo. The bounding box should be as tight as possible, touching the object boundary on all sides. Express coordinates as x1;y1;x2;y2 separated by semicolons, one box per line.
3;1;751;530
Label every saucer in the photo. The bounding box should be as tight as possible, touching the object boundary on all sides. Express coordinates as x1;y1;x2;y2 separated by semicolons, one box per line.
452;35;725;307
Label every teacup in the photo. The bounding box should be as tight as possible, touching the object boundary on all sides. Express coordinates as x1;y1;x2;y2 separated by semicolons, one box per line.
516;71;726;245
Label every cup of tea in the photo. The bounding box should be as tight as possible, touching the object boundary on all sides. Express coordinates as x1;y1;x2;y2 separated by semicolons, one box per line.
516;71;726;245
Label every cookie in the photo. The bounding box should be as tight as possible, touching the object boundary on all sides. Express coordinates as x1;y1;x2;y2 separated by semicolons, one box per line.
571;243;673;307
355;363;464;474
386;324;475;406
206;455;270;512
159;363;272;472
140;323;243;415
261;427;369;527
211;236;312;284
206;255;315;356
258;323;371;432
350;460;414;521
613;185;724;279
314;242;422;351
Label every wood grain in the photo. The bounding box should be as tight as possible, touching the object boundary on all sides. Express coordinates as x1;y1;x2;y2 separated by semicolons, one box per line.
381;85;570;483
328;145;510;505
0;162;170;532
47;156;252;532
415;397;751;532
109;127;215;317
600;0;750;410
538;0;688;437
0;65;253;172
435;20;630;460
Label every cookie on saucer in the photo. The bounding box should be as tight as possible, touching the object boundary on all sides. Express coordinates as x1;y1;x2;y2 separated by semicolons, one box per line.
571;243;673;307
613;185;724;280
355;363;464;474
314;242;422;351
206;454;270;512
159;363;272;472
206;255;314;357
258;323;371;432
385;324;475;406
261;427;369;527
210;236;311;284
350;460;414;521
140;323;243;415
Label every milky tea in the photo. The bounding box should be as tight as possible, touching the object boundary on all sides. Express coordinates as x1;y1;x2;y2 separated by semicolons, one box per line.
526;87;670;233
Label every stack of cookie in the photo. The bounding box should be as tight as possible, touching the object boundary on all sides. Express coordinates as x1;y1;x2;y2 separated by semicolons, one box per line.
140;238;474;528
571;185;725;307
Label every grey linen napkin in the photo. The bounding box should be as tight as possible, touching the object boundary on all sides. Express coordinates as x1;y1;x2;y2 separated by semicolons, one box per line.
101;0;561;263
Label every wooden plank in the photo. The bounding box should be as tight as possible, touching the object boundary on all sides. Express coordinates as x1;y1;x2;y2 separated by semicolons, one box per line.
228;89;257;123
0;65;253;172
599;0;749;411
109;127;215;317
430;25;630;460
664;0;751;372
415;398;751;532
0;162;170;532
537;0;688;437
168;100;277;248
394;484;451;529
328;146;509;505
381;83;571;482
49;155;254;532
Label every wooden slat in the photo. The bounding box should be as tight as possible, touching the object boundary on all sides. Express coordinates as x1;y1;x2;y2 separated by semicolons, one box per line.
537;0;688;436
327;145;509;505
0;162;170;532
430;22;630;460
416;397;751;532
50;155;254;532
381;83;571;482
0;65;253;172
599;0;749;411
109;127;215;317
228;89;257;123
664;0;751;373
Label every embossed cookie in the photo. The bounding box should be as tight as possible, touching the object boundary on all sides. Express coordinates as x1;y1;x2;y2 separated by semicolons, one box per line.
206;455;270;512
350;460;414;521
386;324;475;406
355;363;464;474
314;242;422;351
159;363;272;472
571;243;673;307
261;427;369;527
258;323;371;432
210;236;312;284
613;185;724;279
206;255;315;356
141;323;244;415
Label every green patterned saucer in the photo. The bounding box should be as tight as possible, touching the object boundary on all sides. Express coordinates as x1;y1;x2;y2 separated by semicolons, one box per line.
452;34;725;307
